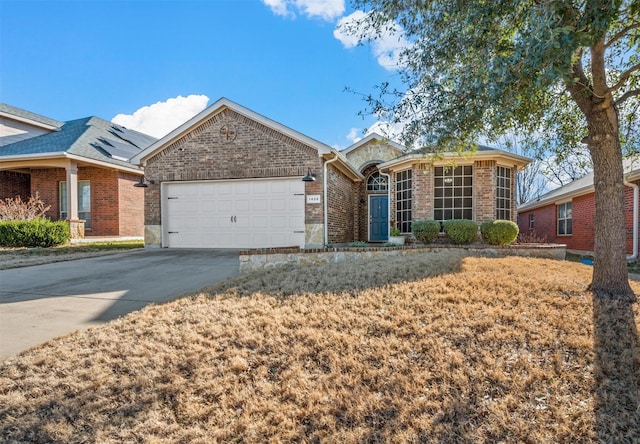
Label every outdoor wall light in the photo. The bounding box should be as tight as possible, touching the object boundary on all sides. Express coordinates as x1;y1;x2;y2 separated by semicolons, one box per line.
302;168;317;182
133;176;155;188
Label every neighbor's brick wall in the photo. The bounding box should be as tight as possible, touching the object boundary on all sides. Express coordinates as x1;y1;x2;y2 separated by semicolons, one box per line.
326;163;357;244
518;182;638;254
30;168;64;220
118;172;144;236
0;171;30;200
144;108;324;226
29;167;139;237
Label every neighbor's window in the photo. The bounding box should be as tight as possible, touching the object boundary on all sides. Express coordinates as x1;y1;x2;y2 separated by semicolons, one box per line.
60;180;91;229
496;166;511;220
395;169;412;233
557;201;572;235
434;165;473;223
367;171;388;192
529;213;534;229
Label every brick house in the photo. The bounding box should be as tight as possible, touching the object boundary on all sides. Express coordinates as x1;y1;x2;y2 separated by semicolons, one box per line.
517;157;639;258
0;103;156;238
133;98;530;249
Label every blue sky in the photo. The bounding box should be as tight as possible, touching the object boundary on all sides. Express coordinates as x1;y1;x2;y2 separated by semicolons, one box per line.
1;0;407;148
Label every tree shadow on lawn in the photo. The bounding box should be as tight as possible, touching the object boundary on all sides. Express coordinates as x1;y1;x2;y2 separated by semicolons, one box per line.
592;297;640;441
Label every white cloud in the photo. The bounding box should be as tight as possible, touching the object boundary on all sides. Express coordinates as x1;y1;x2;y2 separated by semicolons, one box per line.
334;10;410;70
346;127;362;143
112;94;209;138
261;0;345;21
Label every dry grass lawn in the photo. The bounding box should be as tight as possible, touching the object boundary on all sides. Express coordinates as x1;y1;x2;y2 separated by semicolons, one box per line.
1;254;639;443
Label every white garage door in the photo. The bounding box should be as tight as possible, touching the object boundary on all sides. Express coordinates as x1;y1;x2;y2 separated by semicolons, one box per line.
163;178;306;249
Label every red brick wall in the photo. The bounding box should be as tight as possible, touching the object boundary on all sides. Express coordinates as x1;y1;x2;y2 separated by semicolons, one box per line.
144;108;324;227
29;166;143;237
0;171;31;201
518;182;638;254
30;168;64;220
326;163;357;244
118;172;144;236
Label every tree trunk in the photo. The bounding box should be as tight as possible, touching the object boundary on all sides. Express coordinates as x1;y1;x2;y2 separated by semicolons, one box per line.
587;109;635;301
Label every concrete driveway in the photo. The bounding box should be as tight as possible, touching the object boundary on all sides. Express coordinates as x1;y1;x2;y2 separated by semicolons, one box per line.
0;249;239;360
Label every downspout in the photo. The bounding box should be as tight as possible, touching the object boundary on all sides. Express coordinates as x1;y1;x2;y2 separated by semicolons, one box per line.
380;171;391;240
323;153;340;247
624;178;638;261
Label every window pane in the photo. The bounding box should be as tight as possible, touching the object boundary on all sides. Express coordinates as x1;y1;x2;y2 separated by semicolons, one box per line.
559;220;565;235
558;205;565;219
567;219;572;234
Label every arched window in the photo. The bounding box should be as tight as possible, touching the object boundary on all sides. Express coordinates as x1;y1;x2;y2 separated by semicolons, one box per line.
367;172;388;192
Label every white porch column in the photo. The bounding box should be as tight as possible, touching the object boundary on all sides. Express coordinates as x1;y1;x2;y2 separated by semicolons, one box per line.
65;161;79;221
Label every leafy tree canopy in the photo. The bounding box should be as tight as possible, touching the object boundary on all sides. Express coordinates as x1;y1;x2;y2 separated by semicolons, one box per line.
346;0;639;153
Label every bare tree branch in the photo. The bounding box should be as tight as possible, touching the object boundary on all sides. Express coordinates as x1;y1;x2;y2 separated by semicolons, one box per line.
615;88;640;106
608;62;640;93
605;21;640;48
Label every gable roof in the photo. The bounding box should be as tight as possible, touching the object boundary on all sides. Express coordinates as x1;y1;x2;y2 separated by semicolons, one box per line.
518;156;640;212
377;145;531;171
132;97;334;165
340;133;407;156
0;116;156;171
0;103;63;131
131;97;362;181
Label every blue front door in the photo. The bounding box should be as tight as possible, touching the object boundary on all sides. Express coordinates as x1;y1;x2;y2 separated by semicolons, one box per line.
369;195;389;241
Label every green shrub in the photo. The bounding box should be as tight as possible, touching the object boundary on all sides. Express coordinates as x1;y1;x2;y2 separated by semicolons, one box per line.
0;218;70;247
442;219;478;245
412;219;441;244
481;220;519;245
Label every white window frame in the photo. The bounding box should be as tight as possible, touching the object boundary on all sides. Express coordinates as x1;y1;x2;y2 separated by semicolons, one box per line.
496;166;511;220
366;171;388;192
395;169;412;233
557;201;572;236
433;165;473;223
60;180;91;228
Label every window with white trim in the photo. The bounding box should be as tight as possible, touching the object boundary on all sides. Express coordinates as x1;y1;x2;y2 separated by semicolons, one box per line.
557;202;572;235
395;169;412;233
60;181;91;229
434;165;473;222
496;166;511;220
367;171;388;192
529;213;534;229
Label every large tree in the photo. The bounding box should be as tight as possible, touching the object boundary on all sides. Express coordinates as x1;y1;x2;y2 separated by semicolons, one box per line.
347;0;639;300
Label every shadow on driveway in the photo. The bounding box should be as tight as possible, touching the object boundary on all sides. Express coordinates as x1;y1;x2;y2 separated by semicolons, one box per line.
0;249;239;359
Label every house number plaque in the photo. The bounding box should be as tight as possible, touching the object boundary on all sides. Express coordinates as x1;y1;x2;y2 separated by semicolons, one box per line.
306;195;321;204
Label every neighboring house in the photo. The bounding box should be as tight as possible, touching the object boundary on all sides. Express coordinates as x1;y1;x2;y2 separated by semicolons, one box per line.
132;98;530;249
517;157;639;258
0;103;156;238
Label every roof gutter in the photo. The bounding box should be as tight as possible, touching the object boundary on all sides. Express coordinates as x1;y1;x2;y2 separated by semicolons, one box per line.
625;178;638;261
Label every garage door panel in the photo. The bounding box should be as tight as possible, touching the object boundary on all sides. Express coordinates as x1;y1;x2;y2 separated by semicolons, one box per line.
164;178;305;248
